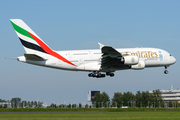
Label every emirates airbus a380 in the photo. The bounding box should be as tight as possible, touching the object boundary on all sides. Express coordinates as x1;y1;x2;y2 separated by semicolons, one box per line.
10;19;176;78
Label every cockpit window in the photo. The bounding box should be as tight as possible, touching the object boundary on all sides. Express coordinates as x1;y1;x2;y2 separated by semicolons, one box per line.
170;54;172;56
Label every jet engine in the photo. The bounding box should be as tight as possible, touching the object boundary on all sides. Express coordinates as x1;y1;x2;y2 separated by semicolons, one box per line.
121;56;139;65
131;61;145;70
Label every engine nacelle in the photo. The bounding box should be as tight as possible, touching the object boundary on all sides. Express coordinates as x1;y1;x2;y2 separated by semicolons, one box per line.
131;61;145;70
122;55;139;65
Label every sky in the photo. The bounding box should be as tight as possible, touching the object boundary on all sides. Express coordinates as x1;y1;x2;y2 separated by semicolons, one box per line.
0;0;180;105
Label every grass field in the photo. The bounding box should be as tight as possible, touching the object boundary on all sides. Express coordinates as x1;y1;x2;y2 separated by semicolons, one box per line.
0;112;180;120
1;108;180;112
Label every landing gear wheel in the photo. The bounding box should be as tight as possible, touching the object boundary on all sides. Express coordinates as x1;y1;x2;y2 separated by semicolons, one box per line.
164;70;169;74
96;73;105;78
106;72;115;77
88;72;106;78
110;73;114;77
93;73;98;77
106;72;110;76
88;73;93;77
101;74;105;77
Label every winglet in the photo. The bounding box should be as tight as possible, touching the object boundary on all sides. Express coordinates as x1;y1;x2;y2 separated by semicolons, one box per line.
98;42;104;49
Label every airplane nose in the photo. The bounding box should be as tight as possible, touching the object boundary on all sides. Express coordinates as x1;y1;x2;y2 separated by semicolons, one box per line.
170;56;176;64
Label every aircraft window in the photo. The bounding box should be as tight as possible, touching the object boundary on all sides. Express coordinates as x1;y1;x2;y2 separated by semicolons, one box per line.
170;54;172;56
73;53;88;55
93;53;101;54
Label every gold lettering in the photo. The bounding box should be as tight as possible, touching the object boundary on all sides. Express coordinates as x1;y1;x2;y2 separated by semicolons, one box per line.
138;51;141;58
150;52;158;58
144;52;148;58
154;52;158;58
129;51;158;58
141;52;146;58
151;52;156;58
148;52;151;58
131;53;138;57
131;53;135;56
125;52;130;55
141;52;143;58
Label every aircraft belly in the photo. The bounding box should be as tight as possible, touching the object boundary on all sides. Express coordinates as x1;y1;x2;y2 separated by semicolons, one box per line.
44;60;77;71
145;59;172;67
76;62;100;71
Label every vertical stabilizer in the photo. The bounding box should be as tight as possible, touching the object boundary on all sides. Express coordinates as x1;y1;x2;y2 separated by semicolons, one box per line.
10;19;50;54
10;19;76;66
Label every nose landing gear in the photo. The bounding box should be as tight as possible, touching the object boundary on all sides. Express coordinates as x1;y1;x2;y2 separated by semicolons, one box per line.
164;66;169;74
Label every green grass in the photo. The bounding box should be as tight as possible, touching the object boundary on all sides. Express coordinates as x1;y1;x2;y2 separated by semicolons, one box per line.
1;108;180;112
0;112;180;120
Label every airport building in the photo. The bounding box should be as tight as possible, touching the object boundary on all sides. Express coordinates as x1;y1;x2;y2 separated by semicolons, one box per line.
87;91;100;102
149;86;180;102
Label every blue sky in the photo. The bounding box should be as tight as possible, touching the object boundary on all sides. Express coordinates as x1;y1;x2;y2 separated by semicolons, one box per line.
0;0;180;105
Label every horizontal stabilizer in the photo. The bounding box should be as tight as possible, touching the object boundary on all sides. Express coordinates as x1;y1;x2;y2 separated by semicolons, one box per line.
24;54;46;61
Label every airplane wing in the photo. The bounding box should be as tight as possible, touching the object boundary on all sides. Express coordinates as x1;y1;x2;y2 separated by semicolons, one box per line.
100;45;123;72
101;46;122;57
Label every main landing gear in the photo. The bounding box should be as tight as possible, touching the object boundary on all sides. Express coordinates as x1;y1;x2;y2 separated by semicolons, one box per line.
88;72;115;78
88;72;105;78
164;66;169;74
106;72;114;77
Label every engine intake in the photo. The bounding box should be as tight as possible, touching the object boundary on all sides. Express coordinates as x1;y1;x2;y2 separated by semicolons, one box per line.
121;56;139;65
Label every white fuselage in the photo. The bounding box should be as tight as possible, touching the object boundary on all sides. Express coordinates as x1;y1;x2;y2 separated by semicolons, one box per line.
17;47;176;72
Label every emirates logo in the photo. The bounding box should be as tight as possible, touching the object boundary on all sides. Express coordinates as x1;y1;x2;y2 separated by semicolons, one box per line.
131;57;135;62
138;62;141;67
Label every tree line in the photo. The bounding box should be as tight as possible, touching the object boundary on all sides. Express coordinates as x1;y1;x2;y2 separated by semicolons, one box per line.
92;89;180;108
1;90;179;108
